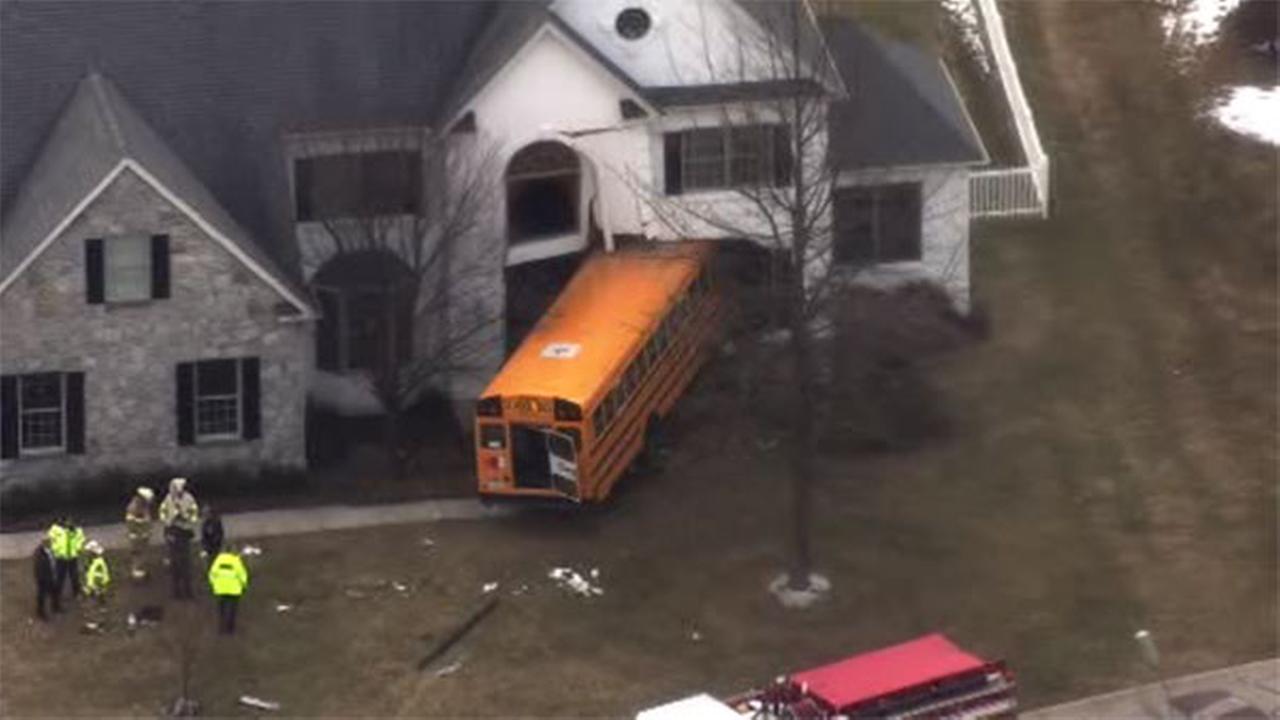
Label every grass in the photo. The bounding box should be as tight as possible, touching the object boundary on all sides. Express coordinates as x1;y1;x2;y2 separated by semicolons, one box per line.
2;2;1276;716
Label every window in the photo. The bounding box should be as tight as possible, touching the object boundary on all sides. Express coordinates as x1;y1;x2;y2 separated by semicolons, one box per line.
833;183;923;265
313;252;415;373
616;7;652;40
19;374;64;452
506;142;580;242
665;124;790;194
104;235;150;302
0;372;85;458
194;360;240;440
295;151;422;221
86;235;170;304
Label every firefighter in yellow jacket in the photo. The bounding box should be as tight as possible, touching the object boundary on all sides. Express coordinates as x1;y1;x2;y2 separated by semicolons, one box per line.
207;549;248;635
124;486;155;580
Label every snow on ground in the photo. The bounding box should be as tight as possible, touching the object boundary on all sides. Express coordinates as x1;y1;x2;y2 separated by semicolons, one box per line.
1160;0;1244;48
1211;85;1280;146
941;0;991;74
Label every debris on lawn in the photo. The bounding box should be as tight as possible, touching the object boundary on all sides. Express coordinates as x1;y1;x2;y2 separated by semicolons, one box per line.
510;583;530;597
274;603;293;613
238;695;281;712
416;595;500;671
241;545;263;557
690;630;703;642
392;582;409;593
548;567;604;597
420;537;436;548
482;582;499;594
434;660;464;677
80;621;104;634
167;697;200;717
344;588;366;599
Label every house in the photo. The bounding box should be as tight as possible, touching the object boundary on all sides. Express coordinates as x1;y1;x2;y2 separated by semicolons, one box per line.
0;0;985;487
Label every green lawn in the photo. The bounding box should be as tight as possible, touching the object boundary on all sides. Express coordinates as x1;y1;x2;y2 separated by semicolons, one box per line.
2;2;1275;716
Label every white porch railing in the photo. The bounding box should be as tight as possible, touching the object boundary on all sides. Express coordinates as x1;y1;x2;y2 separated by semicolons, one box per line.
969;0;1051;218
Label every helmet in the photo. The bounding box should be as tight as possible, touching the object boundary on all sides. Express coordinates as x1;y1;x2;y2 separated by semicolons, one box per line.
85;540;103;554
136;486;154;501
170;477;187;492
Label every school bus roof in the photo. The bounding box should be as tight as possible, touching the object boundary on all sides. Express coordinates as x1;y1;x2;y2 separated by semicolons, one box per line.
481;242;714;408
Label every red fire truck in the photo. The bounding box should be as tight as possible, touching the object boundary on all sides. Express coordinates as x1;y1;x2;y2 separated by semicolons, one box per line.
637;634;1016;719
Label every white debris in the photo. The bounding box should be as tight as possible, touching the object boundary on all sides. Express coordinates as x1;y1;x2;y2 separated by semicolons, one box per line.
420;537;436;548
238;695;281;712
548;566;604;597
241;545;263;557
1211;85;1280;147
691;630;703;642
1160;0;1243;47
510;584;530;597
589;568;600;579
434;661;463;677
482;582;499;594
275;603;293;613
392;582;409;593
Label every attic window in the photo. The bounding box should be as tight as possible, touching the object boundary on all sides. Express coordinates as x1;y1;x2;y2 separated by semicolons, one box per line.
615;8;651;40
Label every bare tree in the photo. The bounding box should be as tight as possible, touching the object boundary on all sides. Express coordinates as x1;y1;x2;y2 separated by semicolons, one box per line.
159;602;208;717
643;1;963;599
299;129;503;477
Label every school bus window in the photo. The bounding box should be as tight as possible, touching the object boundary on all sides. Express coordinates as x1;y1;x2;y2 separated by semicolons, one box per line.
557;426;582;449
480;423;506;449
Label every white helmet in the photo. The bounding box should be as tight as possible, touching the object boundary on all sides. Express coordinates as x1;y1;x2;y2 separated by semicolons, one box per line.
170;477;187;492
85;540;103;554
136;486;154;501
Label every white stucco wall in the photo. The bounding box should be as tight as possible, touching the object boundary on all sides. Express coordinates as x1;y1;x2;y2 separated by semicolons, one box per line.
834;165;973;312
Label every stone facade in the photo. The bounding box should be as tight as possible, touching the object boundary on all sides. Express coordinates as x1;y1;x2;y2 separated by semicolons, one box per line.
0;168;311;487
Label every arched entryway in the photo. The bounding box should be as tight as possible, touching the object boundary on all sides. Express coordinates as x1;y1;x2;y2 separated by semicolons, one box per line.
503;140;597;355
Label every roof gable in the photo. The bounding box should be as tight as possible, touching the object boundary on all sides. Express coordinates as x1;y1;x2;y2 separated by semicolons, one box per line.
0;73;314;316
823;18;988;170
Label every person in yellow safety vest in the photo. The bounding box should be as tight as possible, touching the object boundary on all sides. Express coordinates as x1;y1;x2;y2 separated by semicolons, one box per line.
83;541;110;598
124;486;155;581
47;517;86;601
159;477;199;600
208;550;248;635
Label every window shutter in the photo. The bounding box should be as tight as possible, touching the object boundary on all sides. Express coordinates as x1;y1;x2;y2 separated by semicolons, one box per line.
176;362;195;446
294;158;313;222
663;133;683;196
151;234;171;299
65;372;85;454
241;357;261;440
85;238;105;304
772;125;793;187
0;375;17;459
316;290;340;371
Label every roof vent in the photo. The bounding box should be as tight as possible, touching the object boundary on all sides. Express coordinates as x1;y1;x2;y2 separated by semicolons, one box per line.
615;7;651;40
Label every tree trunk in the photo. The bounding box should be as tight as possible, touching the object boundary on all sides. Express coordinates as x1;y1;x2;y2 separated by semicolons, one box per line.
785;263;816;590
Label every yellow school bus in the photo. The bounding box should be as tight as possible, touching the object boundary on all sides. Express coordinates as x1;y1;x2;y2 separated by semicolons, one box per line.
475;242;720;503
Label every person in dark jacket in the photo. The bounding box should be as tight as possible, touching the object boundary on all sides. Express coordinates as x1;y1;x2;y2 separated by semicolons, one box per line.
33;537;60;620
200;507;224;567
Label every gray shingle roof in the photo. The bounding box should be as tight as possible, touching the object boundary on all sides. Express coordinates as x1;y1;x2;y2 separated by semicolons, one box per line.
0;73;313;312
822;17;988;171
0;0;492;277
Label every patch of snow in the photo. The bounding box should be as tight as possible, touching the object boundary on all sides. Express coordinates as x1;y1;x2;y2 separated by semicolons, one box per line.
1211;85;1280;145
1160;0;1243;47
941;0;991;74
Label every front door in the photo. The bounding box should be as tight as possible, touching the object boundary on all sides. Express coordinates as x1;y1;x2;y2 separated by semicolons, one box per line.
545;430;579;501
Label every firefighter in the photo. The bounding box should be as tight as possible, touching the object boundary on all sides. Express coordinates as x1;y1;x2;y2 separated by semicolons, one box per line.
48;517;85;601
207;549;249;635
82;541;110;626
32;537;59;620
124;486;155;581
159;477;199;600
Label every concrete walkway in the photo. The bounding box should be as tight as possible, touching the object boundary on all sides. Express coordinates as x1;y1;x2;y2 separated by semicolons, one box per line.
1023;658;1279;719
0;498;511;560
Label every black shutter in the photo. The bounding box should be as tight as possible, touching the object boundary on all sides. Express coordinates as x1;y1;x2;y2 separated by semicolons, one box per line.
772;124;793;187
316;290;340;371
0;375;17;459
176;363;195;446
85;239;105;304
663;133;683;196
241;357;261;440
294;158;313;221
65;372;85;454
150;234;171;299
